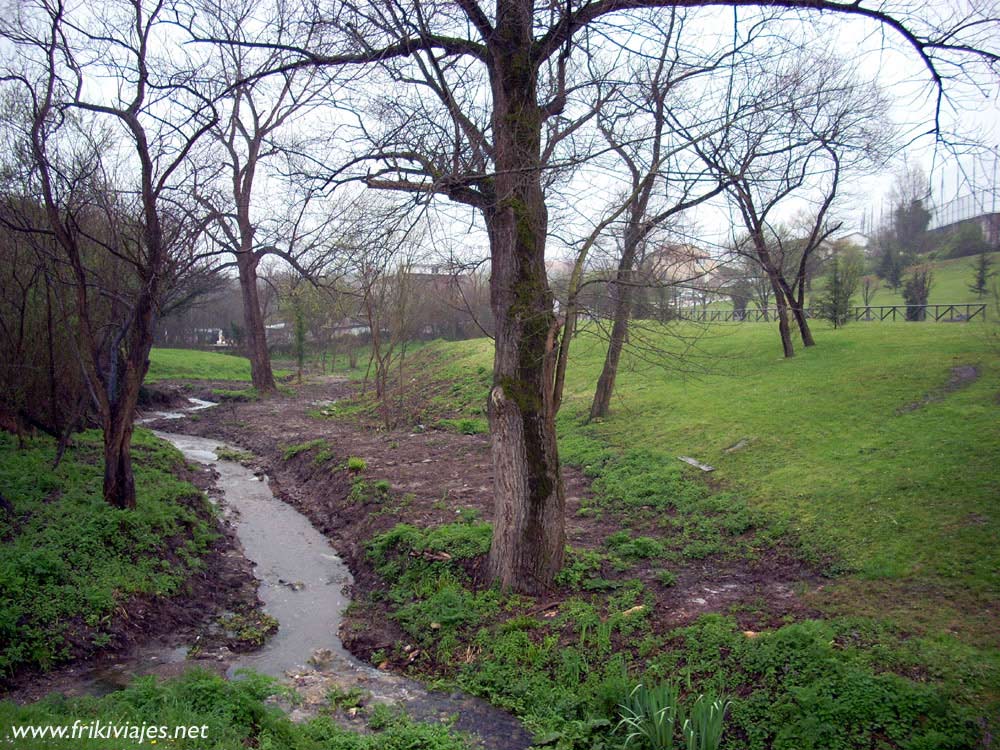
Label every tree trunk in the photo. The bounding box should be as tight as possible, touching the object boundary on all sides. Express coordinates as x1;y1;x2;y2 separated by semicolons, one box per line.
236;254;277;393
590;238;639;421
484;8;565;592
771;278;795;358
102;407;136;509
782;277;815;347
590;298;631;421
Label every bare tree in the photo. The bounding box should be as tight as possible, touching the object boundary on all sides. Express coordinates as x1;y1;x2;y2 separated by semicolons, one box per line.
696;50;891;356
552;13;738;421
204;0;1000;590
1;0;217;508
195;0;336;394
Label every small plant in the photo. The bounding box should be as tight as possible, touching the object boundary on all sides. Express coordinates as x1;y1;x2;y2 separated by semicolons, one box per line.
347;456;367;472
618;683;730;750
681;694;730;750
216;446;254;464
618;682;681;750
218;612;279;647
312;447;334;466
325;686;368;711
655;569;678;587
281;439;326;460
373;479;391;500
349;477;368;503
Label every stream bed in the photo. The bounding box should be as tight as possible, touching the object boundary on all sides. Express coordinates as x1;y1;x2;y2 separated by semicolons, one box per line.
150;423;532;748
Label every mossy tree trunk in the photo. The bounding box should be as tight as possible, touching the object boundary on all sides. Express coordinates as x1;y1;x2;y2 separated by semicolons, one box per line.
484;0;565;593
237;252;277;394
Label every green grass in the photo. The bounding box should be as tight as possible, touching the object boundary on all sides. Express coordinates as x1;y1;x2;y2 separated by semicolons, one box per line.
355;318;1000;747
147;348;289;383
851;251;1000;307
0;430;217;677
417;322;1000;593
0;669;473;749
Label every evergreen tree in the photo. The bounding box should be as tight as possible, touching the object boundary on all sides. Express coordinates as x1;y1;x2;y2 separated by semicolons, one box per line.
816;248;863;328
969;251;996;297
902;266;934;321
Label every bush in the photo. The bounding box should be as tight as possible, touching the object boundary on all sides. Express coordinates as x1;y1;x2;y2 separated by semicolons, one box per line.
901;266;933;321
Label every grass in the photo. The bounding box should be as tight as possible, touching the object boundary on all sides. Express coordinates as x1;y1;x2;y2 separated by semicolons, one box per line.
338;316;999;748
0;429;217;677
411;321;1000;594
850;251;1000;307
0;669;473;749
147;348;289;383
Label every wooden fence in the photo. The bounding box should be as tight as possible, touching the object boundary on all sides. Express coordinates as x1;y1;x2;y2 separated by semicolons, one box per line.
676;303;987;324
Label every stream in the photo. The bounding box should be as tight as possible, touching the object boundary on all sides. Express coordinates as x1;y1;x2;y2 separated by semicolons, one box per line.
130;402;533;748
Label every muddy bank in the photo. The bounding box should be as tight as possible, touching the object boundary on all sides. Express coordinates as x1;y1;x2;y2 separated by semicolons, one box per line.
3;456;264;703
152;427;532;748
146;377;818;667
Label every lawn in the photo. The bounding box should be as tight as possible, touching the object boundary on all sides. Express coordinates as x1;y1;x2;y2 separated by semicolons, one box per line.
851;251;999;307
147;348;289;382
421;320;1000;591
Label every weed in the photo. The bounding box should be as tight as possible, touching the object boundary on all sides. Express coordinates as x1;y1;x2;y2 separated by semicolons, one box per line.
281;439;326;461
347;456;367;472
325;686;368;711
218;612;279;647
215;446;254;464
655;570;678;587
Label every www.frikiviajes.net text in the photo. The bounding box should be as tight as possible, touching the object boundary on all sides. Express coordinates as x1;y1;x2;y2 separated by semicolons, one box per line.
6;720;209;744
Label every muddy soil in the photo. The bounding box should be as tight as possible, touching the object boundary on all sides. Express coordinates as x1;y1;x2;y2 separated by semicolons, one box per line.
898;364;980;413
146;376;819;665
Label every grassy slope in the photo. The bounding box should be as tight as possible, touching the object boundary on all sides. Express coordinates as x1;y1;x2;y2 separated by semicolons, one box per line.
439;321;1000;592
0;430;216;676
147;348;289;382
560;323;999;588
395;320;999;741
855;251;999;307
700;251;999;313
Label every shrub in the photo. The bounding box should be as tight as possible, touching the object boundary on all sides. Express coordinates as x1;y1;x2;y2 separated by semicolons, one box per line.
902;266;933;320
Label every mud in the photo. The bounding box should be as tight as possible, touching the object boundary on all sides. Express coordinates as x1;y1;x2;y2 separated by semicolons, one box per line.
898;364;980;413
144;376;819;662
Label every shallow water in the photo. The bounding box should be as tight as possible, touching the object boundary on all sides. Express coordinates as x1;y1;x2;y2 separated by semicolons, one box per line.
156;431;357;678
46;401;533;746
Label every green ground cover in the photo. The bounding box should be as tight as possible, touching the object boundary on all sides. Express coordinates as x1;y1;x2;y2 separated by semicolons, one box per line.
0;670;470;749
851;251;999;307
338;318;998;748
0;430;217;677
147;348;289;382
697;251;999;314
